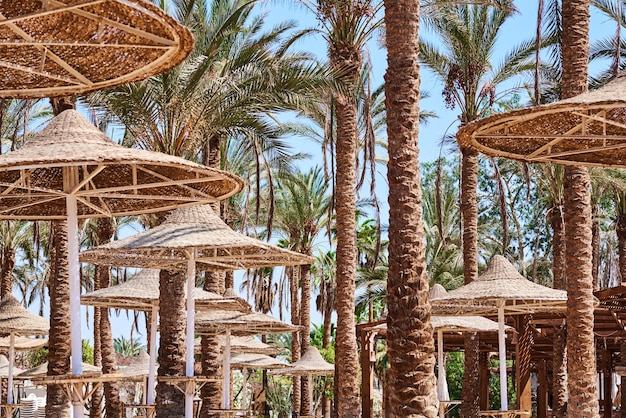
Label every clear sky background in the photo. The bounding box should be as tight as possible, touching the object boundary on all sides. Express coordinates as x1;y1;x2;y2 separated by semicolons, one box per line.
74;1;618;346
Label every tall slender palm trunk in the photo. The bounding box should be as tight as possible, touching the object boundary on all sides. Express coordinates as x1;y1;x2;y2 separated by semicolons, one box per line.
331;41;361;418
384;0;437;416
91;289;102;418
200;271;224;418
0;247;15;298
290;266;301;417
460;147;481;418
617;215;626;417
300;263;312;414
550;206;567;418
561;1;598;416
156;269;186;418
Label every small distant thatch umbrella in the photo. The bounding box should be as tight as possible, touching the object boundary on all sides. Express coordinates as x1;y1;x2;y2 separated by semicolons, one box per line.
0;108;242;418
0;294;49;404
0;0;194;98
116;352;152;381
230;353;291;409
269;346;333;416
17;361;101;379
81;268;249;405
80;205;312;416
430;255;567;411
193;335;282;356
456;71;626;168
0;336;47;351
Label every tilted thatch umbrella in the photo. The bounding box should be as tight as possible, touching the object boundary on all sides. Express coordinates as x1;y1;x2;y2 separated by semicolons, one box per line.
80;204;312;416
81;268;249;405
194;335;282;356
456;71;626;168
0;0;194;98
230;353;291;410
0;109;241;417
269;346;333;416
430;255;567;411
17;361;101;379
0;294;49;404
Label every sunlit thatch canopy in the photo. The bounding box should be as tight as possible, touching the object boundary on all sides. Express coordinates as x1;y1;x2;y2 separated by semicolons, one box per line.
195;310;299;336
269;347;333;377
229;353;291;370
457;72;626;168
0;0;194;98
194;335;282;356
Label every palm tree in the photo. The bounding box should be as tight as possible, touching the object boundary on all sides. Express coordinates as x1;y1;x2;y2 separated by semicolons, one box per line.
560;0;598;416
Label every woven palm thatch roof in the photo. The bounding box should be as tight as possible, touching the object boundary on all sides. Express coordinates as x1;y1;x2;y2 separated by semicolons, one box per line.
195;310;299;336
370;315;512;338
0;294;48;336
0;0;194;98
457;71;626;168
80;205;314;271
229;353;291;370
194;335;282;355
81;268;250;312
17;361;101;379
269;347;333;377
0;336;47;351
0;110;243;220
116;351;151;380
430;255;568;315
0;355;21;378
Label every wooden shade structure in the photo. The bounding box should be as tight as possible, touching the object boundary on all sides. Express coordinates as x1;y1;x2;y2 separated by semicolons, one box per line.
457;72;626;167
0;0;194;98
193;335;282;356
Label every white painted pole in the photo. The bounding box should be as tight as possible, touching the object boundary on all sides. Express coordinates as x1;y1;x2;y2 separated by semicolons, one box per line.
437;329;444;418
147;305;158;405
185;258;195;418
498;303;508;410
7;333;14;404
67;194;83;418
223;329;231;408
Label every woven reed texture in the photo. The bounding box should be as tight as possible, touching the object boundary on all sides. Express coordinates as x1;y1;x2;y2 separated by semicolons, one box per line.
80;204;314;271
116;351;151;380
367;315;511;339
0;110;242;220
193;335;282;355
457;71;626;168
229;353;291;370
0;336;47;350
195;310;299;336
0;0;194;98
81;268;250;312
269;347;333;377
0;294;49;336
17;361;101;379
430;255;567;316
0;355;21;378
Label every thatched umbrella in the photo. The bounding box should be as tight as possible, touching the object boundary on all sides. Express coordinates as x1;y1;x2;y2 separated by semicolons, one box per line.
269;346;333;416
194;335;282;356
456;71;626;168
430;255;567;411
80;204;312;416
229;353;291;410
0;336;47;352
17;361;101;379
81;268;249;405
0;294;49;404
0;109;241;417
0;0;194;98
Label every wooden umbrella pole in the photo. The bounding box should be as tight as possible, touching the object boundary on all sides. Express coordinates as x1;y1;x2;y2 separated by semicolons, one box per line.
185;256;195;418
147;304;158;405
223;329;231;408
7;333;14;404
498;302;508;410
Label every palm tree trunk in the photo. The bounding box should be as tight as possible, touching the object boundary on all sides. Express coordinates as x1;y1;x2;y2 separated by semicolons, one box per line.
552;326;567;418
621;340;626;418
321;278;333;418
290;266;301;417
156;269;186;418
384;0;437;416
591;204;600;290
46;220;71;418
90;301;102;418
561;1;598;416
300;263;312;414
549;205;566;290
200;271;223;418
331;42;361;418
460;147;480;418
617;214;626;282
0;248;15;298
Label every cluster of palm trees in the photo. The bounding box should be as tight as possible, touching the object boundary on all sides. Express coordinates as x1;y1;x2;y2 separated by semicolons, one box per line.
1;0;626;416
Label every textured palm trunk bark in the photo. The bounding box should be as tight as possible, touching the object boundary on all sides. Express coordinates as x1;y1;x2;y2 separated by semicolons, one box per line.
156;269;186;418
200;271;224;418
617;215;626;282
322;281;333;418
300;263;312;414
552;327;567;418
591;205;600;290
290;266;301;416
561;1;598;417
46;220;71;418
0;249;15;298
460;147;480;418
90;301;102;418
550;205;566;290
331;43;361;418
384;0;437;416
621;341;626;418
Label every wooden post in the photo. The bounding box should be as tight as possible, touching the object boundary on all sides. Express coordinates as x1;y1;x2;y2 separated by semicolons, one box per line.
479;352;489;410
516;316;532;412
360;329;375;418
537;359;548;418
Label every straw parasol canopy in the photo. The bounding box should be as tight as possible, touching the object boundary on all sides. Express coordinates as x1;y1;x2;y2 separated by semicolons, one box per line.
269;346;333;377
0;336;47;351
81;268;250;312
370;315;512;338
0;110;242;220
80;204;315;270
116;351;151;380
17;361;101;379
229;353;291;370
0;294;48;336
195;310;300;336
456;71;626;168
0;0;194;98
430;255;568;316
194;335;282;356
